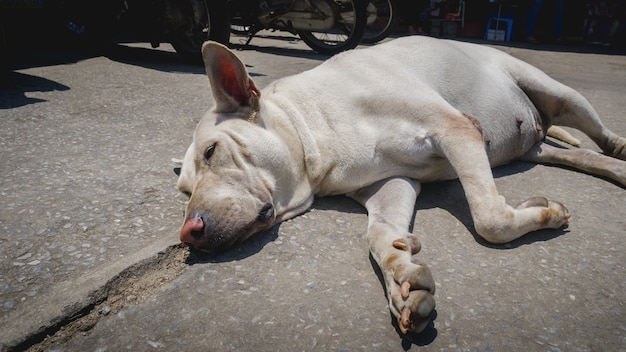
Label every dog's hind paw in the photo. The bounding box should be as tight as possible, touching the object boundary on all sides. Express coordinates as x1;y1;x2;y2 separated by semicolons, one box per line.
516;197;570;229
604;134;626;161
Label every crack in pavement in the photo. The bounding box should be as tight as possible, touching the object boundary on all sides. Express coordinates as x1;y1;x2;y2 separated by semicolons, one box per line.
11;244;191;352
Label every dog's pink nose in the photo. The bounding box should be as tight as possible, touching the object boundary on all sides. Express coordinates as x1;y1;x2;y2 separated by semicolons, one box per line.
180;216;205;244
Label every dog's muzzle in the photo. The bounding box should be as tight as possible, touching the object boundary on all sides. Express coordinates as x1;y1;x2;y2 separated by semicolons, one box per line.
180;203;275;252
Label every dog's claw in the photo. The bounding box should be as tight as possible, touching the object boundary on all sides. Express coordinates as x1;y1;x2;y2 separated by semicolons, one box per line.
392;235;421;255
396;290;436;334
393;239;410;252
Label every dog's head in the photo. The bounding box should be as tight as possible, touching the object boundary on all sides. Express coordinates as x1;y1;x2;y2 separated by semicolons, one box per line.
176;41;310;253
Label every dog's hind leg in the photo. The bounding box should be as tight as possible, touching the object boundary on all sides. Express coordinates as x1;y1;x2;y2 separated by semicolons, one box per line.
521;142;626;187
547;92;626;160
437;113;571;244
511;62;626;160
349;177;436;335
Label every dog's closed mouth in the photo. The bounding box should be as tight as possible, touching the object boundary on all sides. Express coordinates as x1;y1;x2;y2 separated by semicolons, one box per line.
179;215;236;253
180;203;276;252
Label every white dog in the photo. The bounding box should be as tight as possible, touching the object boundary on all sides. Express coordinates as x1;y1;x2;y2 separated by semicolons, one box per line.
176;37;626;334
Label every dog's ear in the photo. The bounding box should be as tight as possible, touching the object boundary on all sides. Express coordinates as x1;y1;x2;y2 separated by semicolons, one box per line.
201;41;260;113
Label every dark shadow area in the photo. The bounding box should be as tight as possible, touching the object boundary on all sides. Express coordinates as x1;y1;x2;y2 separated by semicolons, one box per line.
415;178;473;233
414;161;570;249
311;194;366;214
392;0;626;56
4;45;96;72
1;38;328;100
4;40;197;73
103;43;206;74
462;36;626;56
185;224;281;264
4;32;623;85
4;35;327;75
0;71;70;109
400;315;438;349
229;34;330;62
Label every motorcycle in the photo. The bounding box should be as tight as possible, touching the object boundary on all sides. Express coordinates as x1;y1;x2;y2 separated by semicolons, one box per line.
362;0;399;43
58;0;229;61
222;0;368;55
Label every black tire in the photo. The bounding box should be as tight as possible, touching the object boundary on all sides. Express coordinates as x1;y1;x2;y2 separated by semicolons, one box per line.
361;0;398;43
297;0;367;55
171;0;231;62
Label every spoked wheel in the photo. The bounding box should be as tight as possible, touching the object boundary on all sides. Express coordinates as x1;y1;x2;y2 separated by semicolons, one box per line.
361;0;398;43
297;0;367;55
171;0;231;62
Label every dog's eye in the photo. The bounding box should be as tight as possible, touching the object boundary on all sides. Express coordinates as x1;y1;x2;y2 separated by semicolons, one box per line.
204;144;216;161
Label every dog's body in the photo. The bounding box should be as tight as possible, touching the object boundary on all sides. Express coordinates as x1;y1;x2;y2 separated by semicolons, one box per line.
177;37;626;334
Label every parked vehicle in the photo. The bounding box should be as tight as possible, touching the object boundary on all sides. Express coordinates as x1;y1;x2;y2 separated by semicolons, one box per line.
58;0;228;61
362;0;399;43
226;0;368;55
2;0;368;63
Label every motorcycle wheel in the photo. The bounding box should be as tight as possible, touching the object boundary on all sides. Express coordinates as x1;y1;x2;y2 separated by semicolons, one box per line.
171;0;231;62
296;0;367;55
361;0;398;43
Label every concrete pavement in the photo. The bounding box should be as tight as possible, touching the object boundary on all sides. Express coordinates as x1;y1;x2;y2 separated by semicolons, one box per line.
1;34;625;351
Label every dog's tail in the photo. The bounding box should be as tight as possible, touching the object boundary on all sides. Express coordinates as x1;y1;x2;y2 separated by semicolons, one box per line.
547;126;581;147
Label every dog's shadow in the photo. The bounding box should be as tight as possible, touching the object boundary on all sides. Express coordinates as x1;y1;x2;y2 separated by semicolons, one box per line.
185;225;281;264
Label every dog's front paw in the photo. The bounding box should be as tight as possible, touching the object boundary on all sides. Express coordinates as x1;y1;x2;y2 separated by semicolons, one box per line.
383;237;436;334
391;260;436;334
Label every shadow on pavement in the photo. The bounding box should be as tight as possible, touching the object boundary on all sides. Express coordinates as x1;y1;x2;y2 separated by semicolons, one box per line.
229;34;329;61
0;71;70;109
414;161;569;249
1;37;324;110
185;225;281;264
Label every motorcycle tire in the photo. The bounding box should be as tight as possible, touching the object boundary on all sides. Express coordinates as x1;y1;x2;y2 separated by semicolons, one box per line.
171;0;231;62
361;0;399;44
296;0;367;55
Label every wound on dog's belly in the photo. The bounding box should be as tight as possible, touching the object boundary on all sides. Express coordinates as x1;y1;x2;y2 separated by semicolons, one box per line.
462;113;491;145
